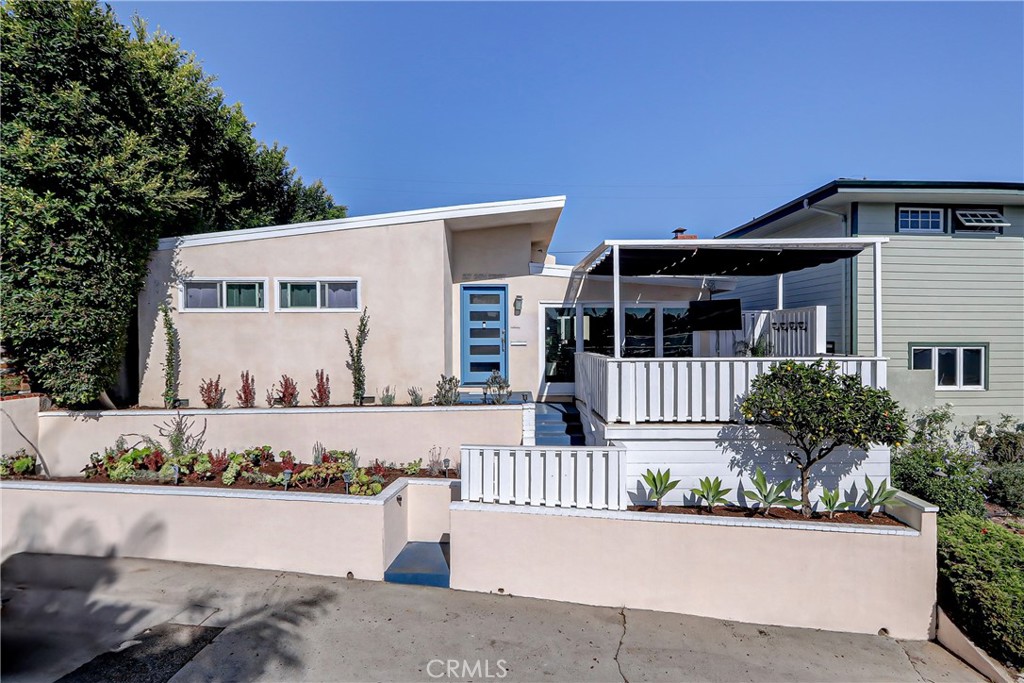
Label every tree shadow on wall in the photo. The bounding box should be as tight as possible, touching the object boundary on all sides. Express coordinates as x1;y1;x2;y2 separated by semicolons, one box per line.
1;508;336;682
716;422;870;501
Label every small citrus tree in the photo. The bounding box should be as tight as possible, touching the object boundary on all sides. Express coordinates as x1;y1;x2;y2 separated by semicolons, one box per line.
739;360;907;517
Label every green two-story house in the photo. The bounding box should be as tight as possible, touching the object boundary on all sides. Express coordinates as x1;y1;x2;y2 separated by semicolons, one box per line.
718;179;1024;423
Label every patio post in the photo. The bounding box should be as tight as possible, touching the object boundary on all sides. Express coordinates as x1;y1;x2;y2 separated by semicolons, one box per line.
873;240;883;356
612;244;621;359
775;273;784;310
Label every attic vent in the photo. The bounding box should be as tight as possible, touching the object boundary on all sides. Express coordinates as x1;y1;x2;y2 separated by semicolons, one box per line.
955;209;1009;231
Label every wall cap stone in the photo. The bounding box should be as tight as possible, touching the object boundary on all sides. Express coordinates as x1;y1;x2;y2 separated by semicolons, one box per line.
450;501;920;537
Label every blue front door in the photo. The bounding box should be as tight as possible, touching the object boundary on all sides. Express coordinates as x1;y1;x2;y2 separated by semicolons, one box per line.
461;286;507;385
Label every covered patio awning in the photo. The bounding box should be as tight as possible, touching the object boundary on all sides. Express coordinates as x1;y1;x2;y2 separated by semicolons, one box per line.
571;237;888;359
577;238;880;277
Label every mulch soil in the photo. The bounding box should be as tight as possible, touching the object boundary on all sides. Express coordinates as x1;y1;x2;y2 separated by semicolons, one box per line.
627;504;907;527
18;465;455;496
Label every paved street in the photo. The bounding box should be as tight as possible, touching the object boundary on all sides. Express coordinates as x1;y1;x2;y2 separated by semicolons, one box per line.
1;553;983;682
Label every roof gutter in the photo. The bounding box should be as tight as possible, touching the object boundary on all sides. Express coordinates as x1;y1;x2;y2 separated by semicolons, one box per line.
803;199;847;232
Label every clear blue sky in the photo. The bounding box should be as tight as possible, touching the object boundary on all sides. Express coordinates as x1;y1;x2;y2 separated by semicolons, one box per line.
110;1;1023;258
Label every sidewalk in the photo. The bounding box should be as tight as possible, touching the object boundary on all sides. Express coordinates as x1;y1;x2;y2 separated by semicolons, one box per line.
0;553;983;682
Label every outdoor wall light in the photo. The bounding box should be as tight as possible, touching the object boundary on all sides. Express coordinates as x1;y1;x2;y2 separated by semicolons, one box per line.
513;295;523;316
283;469;292;491
443;458;451;478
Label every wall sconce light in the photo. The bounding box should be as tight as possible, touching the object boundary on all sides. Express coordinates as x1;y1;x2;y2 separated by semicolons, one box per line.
513;295;523;316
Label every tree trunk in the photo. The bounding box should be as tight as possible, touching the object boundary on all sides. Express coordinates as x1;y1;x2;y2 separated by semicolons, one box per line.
800;468;812;517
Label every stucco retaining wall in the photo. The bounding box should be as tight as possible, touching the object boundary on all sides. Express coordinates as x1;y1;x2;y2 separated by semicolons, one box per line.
449;492;938;640
37;405;523;477
1;479;456;581
1;396;40;459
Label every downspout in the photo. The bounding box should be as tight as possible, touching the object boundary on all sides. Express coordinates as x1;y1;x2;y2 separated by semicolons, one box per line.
803;199;849;353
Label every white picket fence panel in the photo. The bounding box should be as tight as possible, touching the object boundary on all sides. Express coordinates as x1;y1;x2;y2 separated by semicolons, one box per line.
575;353;887;424
461;445;629;510
710;306;827;358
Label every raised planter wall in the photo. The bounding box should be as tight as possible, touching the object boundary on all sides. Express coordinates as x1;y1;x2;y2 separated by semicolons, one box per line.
1;395;40;459
37;405;524;477
449;492;938;640
1;479;456;581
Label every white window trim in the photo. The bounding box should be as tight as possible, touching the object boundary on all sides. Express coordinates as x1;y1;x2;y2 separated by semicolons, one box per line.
910;345;986;391
897;207;945;234
178;278;269;313
272;277;362;313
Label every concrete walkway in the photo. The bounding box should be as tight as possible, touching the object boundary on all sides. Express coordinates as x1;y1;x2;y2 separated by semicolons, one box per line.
1;553;983;683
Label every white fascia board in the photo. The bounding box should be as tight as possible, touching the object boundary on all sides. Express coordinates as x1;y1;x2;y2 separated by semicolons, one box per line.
529;261;732;290
157;195;567;251
571;237;888;272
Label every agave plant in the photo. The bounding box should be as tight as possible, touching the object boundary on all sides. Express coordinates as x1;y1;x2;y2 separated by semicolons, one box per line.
819;486;851;519
862;476;899;517
742;467;798;517
690;476;732;514
642;468;680;510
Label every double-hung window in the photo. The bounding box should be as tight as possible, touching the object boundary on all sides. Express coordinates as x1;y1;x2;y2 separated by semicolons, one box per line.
898;207;943;233
182;280;266;311
276;279;360;311
910;345;986;390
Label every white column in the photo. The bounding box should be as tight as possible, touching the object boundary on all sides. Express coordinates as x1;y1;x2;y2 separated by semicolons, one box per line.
873;240;883;357
776;273;784;310
612;245;621;359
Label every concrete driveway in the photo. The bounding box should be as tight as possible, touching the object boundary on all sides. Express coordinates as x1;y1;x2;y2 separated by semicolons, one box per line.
1;553;982;683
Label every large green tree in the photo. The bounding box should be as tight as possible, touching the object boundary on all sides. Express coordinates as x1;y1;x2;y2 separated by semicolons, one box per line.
0;0;345;406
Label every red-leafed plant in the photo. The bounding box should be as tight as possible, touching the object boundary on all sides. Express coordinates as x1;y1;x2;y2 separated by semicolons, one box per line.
237;371;256;408
199;375;224;408
280;451;296;470
371;459;388;478
209;449;230;475
311;369;331;407
277;374;299;407
143;448;165;472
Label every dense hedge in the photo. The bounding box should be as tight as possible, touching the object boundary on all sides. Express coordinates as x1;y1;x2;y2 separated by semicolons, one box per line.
988;464;1024;516
937;514;1024;669
891;441;986;517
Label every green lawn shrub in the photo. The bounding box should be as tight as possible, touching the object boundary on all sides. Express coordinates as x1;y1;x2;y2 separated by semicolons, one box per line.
891;441;986;517
988;463;1024;516
937;513;1024;669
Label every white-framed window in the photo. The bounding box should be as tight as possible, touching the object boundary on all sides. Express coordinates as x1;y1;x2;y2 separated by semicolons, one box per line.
910;345;986;390
898;207;944;233
954;209;1009;233
274;278;360;312
181;279;267;312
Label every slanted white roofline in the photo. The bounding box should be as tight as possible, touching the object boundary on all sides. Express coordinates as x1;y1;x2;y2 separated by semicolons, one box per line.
157;195;567;251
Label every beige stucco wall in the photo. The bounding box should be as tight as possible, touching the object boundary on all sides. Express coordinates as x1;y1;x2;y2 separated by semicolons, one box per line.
1;479;456;581
406;480;456;542
37;406;523;477
1;396;39;459
2;484;389;579
450;495;937;640
140;220;449;408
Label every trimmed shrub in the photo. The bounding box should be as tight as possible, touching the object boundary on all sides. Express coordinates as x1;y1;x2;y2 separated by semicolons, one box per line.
891;441;986;517
937;514;1024;669
988;463;1024;516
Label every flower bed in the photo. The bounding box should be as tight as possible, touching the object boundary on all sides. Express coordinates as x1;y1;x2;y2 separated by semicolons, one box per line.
626;504;907;527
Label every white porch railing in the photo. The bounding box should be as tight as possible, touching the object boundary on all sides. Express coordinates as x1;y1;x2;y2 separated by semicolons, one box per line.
708;306;827;358
460;445;629;510
574;353;888;424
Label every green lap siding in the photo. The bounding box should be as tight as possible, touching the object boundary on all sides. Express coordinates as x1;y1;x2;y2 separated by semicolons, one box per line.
855;203;1024;423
